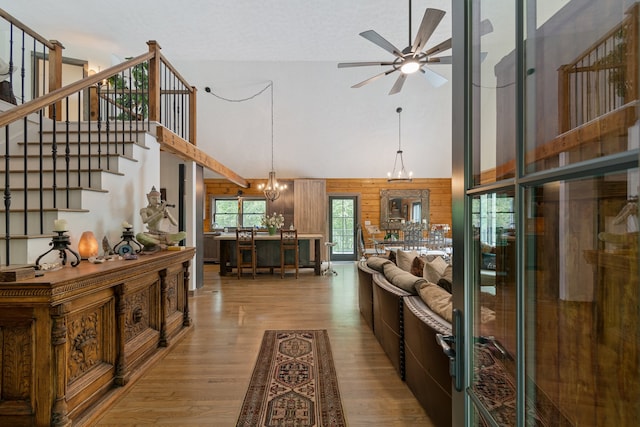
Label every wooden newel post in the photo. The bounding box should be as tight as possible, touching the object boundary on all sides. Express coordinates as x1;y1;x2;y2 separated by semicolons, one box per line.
147;40;162;123
48;40;65;121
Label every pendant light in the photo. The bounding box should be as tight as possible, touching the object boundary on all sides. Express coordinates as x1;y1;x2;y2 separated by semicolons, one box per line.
258;83;287;201
387;107;413;182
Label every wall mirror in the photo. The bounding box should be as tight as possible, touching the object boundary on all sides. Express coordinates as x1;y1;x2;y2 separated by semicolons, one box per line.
380;189;430;229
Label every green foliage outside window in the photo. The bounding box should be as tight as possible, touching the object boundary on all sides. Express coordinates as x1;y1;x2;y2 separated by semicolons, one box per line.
472;193;515;246
213;198;266;229
331;198;355;254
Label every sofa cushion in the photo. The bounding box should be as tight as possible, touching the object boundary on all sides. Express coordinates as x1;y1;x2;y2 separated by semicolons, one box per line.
383;263;423;294
423;256;448;283
416;281;452;323
396;249;420;272
366;256;391;272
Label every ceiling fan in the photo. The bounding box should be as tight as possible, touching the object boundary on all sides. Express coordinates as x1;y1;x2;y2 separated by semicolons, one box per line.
338;1;452;95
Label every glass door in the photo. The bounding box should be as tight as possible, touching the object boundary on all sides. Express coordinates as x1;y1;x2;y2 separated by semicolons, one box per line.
452;0;639;425
329;196;357;261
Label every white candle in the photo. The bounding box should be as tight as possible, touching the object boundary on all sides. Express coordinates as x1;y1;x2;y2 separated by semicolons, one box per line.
122;220;132;229
53;219;67;232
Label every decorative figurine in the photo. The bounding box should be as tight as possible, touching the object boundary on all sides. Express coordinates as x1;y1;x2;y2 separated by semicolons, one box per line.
136;186;186;250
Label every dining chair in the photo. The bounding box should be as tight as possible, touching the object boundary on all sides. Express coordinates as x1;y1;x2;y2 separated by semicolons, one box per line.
280;229;299;278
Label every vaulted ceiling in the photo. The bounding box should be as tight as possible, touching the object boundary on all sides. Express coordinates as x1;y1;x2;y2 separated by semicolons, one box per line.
3;1;455;179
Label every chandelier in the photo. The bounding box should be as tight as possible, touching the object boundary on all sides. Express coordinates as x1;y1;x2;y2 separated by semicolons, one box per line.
258;83;287;201
387;107;413;182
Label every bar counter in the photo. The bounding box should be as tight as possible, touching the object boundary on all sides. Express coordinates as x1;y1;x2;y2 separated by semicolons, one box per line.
214;232;323;275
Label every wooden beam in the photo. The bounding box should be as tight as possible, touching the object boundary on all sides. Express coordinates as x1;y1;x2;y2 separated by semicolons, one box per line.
156;126;248;188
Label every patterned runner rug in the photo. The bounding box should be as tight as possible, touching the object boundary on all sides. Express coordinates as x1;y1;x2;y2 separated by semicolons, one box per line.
236;330;347;427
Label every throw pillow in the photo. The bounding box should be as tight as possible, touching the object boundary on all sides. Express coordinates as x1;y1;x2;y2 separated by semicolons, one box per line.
387;250;396;265
416;281;452;323
410;256;426;277
423;255;448;283
437;264;453;292
396;249;420;272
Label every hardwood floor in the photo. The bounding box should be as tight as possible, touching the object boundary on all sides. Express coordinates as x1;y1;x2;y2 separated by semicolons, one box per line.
95;262;436;427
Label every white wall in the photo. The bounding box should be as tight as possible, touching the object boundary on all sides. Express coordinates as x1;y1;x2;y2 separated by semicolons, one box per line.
177;60;453;180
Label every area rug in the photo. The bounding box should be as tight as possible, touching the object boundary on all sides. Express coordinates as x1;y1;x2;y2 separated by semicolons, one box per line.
236;329;347;427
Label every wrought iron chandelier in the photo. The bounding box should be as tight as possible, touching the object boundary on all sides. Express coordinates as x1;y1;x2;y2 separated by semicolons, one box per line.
258;83;287;201
387;107;413;182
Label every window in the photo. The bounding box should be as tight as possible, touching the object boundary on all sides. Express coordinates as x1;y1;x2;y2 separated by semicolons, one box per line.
212;197;266;229
471;193;515;247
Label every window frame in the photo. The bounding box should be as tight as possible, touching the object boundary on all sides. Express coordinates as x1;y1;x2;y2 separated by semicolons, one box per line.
211;196;267;230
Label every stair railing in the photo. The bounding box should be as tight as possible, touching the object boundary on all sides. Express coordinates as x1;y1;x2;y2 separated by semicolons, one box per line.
0;40;196;265
0;8;64;105
558;3;638;133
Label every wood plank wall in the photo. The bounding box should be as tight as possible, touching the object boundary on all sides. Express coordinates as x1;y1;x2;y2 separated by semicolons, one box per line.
204;178;452;241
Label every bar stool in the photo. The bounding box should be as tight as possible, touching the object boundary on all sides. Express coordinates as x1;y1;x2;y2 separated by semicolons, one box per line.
323;241;338;276
236;228;256;279
280;229;299;278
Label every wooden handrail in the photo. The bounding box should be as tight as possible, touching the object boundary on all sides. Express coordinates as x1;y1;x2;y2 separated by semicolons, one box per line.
0;8;58;50
0;51;154;128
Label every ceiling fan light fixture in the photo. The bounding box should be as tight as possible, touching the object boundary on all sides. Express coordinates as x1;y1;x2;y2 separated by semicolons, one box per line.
400;59;420;74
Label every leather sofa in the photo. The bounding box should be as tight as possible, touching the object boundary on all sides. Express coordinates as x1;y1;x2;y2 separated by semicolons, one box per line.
357;258;452;427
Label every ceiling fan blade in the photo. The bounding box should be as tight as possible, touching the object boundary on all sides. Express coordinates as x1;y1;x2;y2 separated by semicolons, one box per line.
421;67;448;87
338;61;396;68
424;38;451;57
427;56;451;64
425;52;485;65
360;30;404;58
388;73;408;95
480;19;494;36
411;8;446;56
352;69;397;88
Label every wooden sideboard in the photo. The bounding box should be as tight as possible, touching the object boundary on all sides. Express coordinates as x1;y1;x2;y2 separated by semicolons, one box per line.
0;248;195;427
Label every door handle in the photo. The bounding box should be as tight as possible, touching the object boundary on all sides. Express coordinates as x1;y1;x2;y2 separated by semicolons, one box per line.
436;334;455;358
476;335;508;357
436;308;463;391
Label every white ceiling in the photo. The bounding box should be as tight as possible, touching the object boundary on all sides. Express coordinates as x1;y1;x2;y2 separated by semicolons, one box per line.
5;0;452;63
3;0;455;179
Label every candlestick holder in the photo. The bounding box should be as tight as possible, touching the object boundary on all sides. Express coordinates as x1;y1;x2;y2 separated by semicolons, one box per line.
113;227;144;256
35;231;81;268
